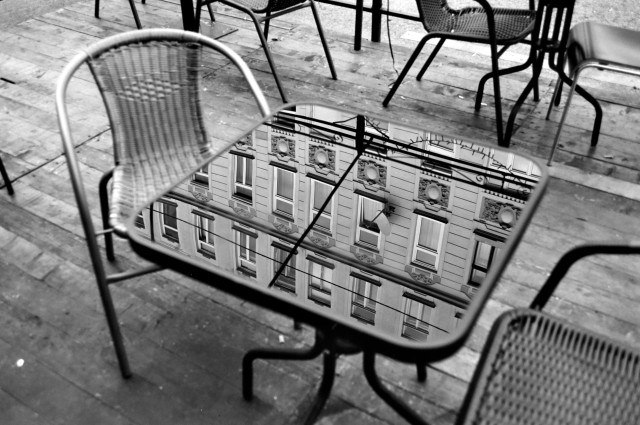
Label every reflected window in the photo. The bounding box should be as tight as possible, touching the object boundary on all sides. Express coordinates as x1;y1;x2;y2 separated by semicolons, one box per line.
161;202;179;242
233;155;253;202
487;151;540;198
356;196;384;250
192;165;209;187
402;296;434;341
195;214;215;259
412;216;444;270
273;246;296;293
308;259;333;307
236;227;257;276
422;136;455;175
274;167;295;218
469;240;498;288
310;179;333;232
351;277;378;324
135;212;145;229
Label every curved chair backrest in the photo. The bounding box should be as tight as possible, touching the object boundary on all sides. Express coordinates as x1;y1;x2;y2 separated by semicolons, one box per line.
415;0;457;33
56;29;270;234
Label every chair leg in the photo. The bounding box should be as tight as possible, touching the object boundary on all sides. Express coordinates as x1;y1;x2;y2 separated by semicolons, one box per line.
363;352;427;425
128;0;142;29
503;52;546;146
206;2;216;22
545;77;563;120
383;36;429;106
487;43;504;146
264;11;272;39
99;170;116;262
547;70;582;165
415;38;445;81
95;0;100;18
0;156;14;196
475;54;535;112
309;1;337;80
249;12;288;102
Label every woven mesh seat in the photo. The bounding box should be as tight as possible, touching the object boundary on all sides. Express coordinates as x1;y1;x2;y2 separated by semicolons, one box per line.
461;309;640;425
195;0;337;102
56;29;270;379
457;241;640;425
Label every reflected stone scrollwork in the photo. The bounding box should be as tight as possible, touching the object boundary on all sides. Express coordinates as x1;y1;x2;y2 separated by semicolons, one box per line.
461;285;478;300
188;185;212;203
229;200;257;219
270;216;298;234
405;265;442;285
418;178;450;208
271;136;295;159
480;198;522;228
308;145;336;172
235;134;253;151
308;231;336;249
357;160;387;188
350;246;383;265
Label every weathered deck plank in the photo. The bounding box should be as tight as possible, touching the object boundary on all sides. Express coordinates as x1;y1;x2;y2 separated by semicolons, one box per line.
1;1;640;424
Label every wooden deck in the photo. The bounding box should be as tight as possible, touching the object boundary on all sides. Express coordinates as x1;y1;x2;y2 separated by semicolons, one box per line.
1;1;639;424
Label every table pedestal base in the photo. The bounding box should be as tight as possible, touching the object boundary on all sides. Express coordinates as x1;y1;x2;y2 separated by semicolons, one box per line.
242;328;429;425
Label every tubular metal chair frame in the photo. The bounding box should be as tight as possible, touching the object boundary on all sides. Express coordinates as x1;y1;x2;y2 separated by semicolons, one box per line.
94;0;215;29
0;156;14;195
56;28;270;379
194;0;337;103
546;22;640;165
456;240;640;425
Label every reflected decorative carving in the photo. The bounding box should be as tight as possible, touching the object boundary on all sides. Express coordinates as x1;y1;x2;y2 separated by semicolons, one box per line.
405;265;442;285
357;160;387;187
350;246;382;265
191;191;209;203
229;200;256;219
480;198;521;228
418;178;450;208
271;135;295;159
309;145;336;171
235;134;253;150
273;220;297;234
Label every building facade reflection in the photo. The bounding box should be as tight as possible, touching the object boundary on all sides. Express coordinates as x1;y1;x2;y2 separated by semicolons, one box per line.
134;105;540;344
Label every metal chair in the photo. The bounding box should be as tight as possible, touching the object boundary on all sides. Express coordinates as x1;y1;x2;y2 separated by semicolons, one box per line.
0;156;14;195
546;22;640;165
457;241;640;425
56;28;270;378
383;0;537;146
94;0;215;29
194;0;338;103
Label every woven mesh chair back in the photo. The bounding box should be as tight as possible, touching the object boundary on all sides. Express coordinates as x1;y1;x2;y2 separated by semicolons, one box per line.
230;0;307;14
462;309;640;425
87;40;216;230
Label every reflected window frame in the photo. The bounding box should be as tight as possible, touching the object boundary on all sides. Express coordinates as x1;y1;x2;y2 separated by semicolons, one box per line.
160;200;179;243
194;213;216;260
273;166;296;219
355;195;385;250
307;258;333;307
233;154;254;203
351;275;379;324
401;295;434;341
192;165;209;188
273;244;297;294
411;215;445;271
310;179;334;234
468;239;499;288
235;225;257;277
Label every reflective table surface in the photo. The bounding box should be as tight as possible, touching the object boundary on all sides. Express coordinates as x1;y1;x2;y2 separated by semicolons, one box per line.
127;102;548;361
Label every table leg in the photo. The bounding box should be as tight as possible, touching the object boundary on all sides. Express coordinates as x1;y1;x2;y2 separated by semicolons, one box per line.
181;0;198;31
354;0;363;51
0;156;14;195
363;351;428;425
371;0;382;43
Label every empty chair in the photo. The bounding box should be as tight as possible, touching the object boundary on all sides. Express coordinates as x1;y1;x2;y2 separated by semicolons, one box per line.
457;241;640;425
94;0;215;29
383;0;537;146
56;28;270;378
194;0;338;102
547;22;640;165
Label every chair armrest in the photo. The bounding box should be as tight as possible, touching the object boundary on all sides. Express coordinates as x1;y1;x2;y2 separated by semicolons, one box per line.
530;241;640;310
